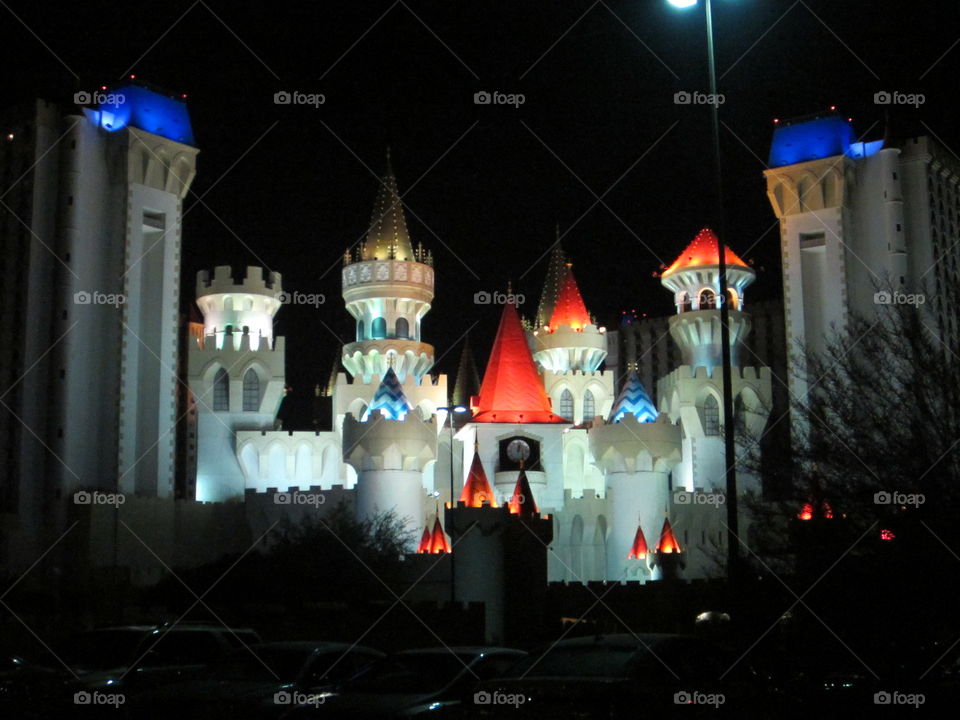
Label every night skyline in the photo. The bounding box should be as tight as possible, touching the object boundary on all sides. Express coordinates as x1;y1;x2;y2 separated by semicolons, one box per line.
6;0;959;425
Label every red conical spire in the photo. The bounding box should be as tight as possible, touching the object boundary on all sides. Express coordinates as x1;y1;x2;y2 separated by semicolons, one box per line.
507;468;538;516
657;517;682;554
473;300;566;423
627;523;648;559
459;450;498;507
548;264;591;331
429;515;451;553
417;525;431;554
661;228;749;277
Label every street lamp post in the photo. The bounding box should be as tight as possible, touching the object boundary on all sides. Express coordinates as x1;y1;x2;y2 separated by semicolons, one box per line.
438;403;467;601
668;0;740;578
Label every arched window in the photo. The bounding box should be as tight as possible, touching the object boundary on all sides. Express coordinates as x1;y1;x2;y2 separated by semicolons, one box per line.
357;319;364;342
703;395;720;436
698;289;716;310
678;292;692;313
395;317;409;339
243;368;260;411
559;389;574;421
371;317;386;339
583;389;596;420
726;289;738;310
213;368;229;411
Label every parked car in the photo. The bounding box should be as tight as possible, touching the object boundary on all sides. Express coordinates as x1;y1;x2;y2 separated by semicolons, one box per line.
282;646;527;718
60;622;261;691
0;654;73;719
459;633;778;718
122;640;385;719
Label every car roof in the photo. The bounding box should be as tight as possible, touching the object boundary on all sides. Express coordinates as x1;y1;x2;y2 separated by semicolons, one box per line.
547;633;696;649
396;647;526;656
251;641;383;653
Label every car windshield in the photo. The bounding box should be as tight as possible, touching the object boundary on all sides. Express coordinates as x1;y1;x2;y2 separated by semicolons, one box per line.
206;646;312;683
342;653;472;695
60;630;146;670
509;645;639;679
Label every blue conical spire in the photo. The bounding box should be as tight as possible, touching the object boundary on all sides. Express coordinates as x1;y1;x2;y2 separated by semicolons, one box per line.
364;367;412;420
609;371;657;423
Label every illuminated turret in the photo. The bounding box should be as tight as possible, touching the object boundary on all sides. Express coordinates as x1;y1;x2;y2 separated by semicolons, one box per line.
341;152;435;383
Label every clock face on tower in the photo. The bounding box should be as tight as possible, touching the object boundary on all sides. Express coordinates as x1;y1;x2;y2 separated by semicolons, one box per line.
506;438;531;463
499;435;541;471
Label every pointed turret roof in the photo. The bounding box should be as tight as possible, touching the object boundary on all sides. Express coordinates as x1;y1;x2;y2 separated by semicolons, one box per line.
365;367;411;420
451;336;481;409
429;514;451;553
656;517;682;554
417;526;431;553
548;264;591;331
507;468;538;516
473;300;567;424
534;234;567;328
661;228;749;278
459;450;497;507
627;523;648;559
364;149;414;261
609;372;658;423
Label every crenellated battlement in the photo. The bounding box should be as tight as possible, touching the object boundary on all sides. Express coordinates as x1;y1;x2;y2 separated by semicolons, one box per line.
665;364;773;382
197;265;282;298
191;333;285;354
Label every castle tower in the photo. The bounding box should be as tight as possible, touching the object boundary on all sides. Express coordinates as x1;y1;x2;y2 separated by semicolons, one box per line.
533;232;567;329
342;368;437;544
648;515;685;581
589;372;681;582
341;152;435;383
188;266;286;501
532;262;614;424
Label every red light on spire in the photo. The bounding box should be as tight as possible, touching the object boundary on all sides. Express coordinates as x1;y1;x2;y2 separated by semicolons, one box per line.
829;105;836;111
130;74;136;79
798;503;813;521
627;523;648;559
773;118;779;124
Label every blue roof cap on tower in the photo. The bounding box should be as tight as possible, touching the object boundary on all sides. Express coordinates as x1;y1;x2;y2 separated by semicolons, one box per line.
768;115;881;168
96;84;195;145
609;372;657;424
363;367;412;421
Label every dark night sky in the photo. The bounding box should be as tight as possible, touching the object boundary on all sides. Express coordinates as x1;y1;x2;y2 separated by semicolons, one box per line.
3;0;959;426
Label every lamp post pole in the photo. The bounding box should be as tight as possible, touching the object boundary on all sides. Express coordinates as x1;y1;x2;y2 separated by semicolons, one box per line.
439;403;466;602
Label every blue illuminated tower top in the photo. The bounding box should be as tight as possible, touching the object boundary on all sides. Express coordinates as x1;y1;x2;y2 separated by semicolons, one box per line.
95;83;195;146
768;114;881;168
